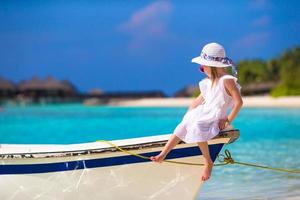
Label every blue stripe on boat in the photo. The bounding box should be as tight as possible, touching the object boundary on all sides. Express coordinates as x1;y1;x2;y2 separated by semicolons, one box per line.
0;143;224;175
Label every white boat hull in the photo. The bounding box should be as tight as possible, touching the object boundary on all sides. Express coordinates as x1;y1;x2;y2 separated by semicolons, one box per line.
0;130;239;200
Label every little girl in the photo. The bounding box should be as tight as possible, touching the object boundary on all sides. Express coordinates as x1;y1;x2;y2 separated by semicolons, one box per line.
150;42;243;181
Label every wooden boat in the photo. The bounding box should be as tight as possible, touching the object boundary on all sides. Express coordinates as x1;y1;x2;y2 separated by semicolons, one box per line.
0;128;239;200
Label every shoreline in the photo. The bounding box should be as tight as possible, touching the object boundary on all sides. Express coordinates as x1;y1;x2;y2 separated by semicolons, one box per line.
103;96;300;107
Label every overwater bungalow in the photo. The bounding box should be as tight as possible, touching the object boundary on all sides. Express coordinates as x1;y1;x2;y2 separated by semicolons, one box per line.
17;76;78;103
88;88;104;97
0;77;17;99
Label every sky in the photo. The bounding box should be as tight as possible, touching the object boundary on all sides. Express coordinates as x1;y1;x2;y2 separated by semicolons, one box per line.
0;0;300;96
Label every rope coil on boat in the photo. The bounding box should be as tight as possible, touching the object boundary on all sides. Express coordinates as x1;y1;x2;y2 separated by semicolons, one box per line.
96;140;300;174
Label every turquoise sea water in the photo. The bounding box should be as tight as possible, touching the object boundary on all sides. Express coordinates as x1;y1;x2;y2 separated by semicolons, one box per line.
0;104;300;199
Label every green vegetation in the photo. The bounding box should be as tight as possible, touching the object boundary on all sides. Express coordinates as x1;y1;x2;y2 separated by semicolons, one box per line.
270;47;300;96
237;46;300;97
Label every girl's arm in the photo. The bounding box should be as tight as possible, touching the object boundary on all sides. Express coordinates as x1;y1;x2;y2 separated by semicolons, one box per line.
219;79;243;129
187;93;205;112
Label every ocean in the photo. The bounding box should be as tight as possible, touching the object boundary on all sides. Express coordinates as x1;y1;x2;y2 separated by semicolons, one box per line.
0;104;299;199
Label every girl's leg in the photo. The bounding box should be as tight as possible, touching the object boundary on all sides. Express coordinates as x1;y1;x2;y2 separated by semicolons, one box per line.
150;134;182;163
198;142;214;181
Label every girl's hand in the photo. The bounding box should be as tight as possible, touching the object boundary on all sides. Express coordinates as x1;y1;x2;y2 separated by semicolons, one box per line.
218;118;230;130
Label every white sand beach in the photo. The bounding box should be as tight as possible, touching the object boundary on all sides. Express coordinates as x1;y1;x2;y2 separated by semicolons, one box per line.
106;96;300;107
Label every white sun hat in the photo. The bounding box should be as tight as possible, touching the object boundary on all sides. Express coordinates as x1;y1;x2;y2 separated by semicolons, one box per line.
191;42;237;76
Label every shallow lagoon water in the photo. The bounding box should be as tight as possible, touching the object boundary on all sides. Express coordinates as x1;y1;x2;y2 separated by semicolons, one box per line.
0;104;300;199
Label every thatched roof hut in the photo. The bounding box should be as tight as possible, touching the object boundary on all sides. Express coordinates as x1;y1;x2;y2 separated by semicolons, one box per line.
18;76;44;91
43;77;77;95
18;76;77;97
61;80;78;93
0;77;17;97
88;88;104;97
0;77;16;91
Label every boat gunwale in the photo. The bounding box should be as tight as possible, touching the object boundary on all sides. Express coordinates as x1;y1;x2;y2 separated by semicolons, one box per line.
0;129;239;159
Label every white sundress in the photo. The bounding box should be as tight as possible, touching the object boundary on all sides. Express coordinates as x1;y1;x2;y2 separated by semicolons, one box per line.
173;74;242;143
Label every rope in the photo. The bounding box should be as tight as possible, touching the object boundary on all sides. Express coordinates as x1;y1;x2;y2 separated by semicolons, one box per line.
96;140;224;166
218;149;300;174
96;140;300;174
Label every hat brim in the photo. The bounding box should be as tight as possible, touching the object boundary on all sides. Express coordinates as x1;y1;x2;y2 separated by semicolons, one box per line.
191;56;231;68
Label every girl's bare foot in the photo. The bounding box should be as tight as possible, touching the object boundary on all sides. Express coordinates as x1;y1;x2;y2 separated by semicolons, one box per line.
201;162;213;181
150;153;166;163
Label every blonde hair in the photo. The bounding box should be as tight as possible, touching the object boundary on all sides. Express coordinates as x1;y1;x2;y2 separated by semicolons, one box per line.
210;67;219;87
